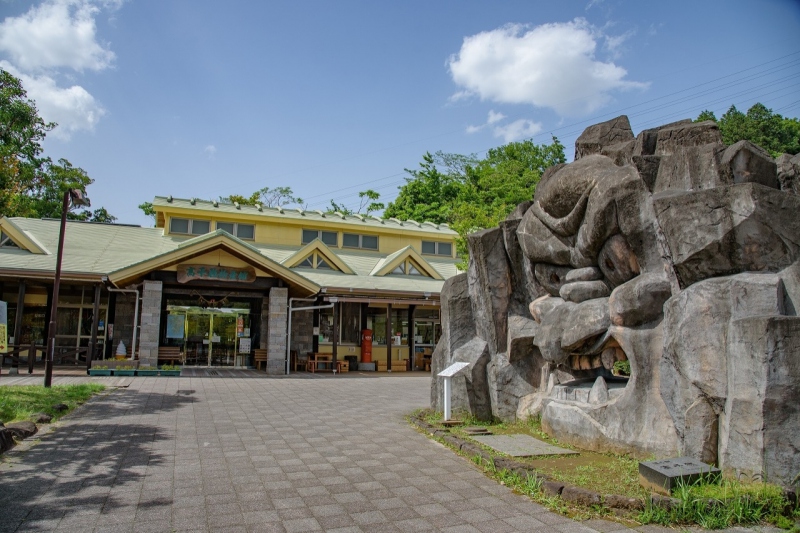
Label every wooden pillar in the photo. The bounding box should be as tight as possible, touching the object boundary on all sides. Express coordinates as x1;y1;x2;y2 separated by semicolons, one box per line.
12;281;26;372
87;284;101;370
408;305;416;372
386;304;392;372
332;301;339;367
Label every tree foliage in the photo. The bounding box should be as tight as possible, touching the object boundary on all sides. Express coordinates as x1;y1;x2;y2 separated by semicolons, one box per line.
696;103;800;156
221;186;303;208
327;189;384;216
0;69;113;221
384;138;566;266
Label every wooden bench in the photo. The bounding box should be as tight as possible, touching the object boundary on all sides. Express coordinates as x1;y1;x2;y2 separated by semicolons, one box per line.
307;354;342;374
254;349;269;371
157;346;182;365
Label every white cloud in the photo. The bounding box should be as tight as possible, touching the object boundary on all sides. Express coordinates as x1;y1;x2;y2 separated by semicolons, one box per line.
0;0;119;139
1;61;105;140
204;145;217;159
447;19;648;116
0;0;116;72
493;119;543;143
466;110;542;142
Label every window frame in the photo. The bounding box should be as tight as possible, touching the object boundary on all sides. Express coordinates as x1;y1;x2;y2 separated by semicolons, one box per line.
216;221;255;240
170;217;211;236
302;229;338;247
342;232;379;250
421;240;453;257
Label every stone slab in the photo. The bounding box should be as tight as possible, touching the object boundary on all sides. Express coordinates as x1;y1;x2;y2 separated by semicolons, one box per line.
470;433;579;457
639;457;721;495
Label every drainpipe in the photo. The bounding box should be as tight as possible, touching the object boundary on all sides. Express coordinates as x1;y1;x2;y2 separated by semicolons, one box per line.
286;296;334;375
104;281;140;361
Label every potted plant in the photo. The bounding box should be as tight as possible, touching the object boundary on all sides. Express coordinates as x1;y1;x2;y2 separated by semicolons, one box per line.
88;364;111;376
114;365;136;376
612;360;631;377
160;364;181;377
136;366;159;377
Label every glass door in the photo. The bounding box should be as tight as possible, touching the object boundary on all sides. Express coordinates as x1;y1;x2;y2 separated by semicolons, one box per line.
210;312;237;367
186;312;211;366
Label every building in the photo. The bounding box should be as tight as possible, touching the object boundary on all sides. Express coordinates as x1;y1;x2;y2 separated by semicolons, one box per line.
0;196;460;374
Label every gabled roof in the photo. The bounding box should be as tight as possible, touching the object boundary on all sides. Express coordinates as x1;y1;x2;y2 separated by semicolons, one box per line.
108;230;319;293
280;238;354;274
369;246;443;280
0;217;50;254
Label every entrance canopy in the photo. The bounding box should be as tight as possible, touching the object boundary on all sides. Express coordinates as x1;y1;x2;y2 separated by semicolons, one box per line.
107;230;319;295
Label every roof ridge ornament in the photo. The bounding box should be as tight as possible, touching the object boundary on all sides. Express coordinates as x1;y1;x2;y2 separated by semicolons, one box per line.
389;218;404;226
190;198;196;205
255;204;262;211
333;211;346;219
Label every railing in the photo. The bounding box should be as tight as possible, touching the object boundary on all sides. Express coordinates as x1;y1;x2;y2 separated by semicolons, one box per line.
2;344;99;374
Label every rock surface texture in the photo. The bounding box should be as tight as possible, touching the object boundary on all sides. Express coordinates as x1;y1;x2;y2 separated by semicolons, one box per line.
432;115;800;488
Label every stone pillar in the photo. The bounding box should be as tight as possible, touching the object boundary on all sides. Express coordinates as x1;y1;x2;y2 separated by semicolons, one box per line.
138;280;162;367
266;287;288;375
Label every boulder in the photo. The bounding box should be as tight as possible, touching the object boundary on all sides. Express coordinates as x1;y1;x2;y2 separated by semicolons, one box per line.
560;280;610;303
654;120;722;155
776;153;800;195
653;141;725;194
561;485;602;506
487;351;540;420
534;263;571;297
654;183;800;287
597;235;640;289
609;274;673;327
588;376;610;404
560;298;610;352
467;227;512;355
447;337;492;421
529;295;564;324
720;316;800;487
33;413;52;424
661;273;789;460
719;140;778;189
5;421;37;440
0;426;14;454
532;299;577;364
574;115;634;160
633;119;694;157
566;266;602;283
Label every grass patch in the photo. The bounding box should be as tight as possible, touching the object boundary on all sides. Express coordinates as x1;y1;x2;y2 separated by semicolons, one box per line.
0;384;106;424
640;476;800;530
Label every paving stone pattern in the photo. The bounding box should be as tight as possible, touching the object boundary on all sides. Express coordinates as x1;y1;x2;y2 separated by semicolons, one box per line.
0;375;786;532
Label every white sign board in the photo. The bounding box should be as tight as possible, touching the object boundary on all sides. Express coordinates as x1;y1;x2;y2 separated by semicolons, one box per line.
238;338;251;354
438;362;470;377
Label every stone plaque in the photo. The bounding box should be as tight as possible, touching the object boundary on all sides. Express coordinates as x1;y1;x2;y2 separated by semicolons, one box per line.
639;457;721;495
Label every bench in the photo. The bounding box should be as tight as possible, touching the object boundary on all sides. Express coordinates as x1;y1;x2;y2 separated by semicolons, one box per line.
157;346;183;366
254;349;268;371
307;354;342;374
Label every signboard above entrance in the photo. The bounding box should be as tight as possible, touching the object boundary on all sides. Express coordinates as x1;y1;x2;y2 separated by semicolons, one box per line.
177;264;256;284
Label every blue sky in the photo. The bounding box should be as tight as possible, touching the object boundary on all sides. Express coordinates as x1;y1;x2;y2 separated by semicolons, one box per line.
1;0;799;226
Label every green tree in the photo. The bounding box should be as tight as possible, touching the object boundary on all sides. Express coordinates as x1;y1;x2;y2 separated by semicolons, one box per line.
385;138;566;267
383;152;466;224
696;103;800;156
138;201;156;221
220;186;303;208
327;189;384;216
0;69;114;220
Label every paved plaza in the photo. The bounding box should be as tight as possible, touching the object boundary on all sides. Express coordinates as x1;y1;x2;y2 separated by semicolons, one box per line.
0;374;787;532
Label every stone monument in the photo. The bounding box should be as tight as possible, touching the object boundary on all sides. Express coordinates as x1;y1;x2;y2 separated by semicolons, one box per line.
431;116;800;488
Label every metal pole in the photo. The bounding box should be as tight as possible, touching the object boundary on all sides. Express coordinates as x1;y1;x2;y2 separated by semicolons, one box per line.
44;191;71;387
443;376;451;421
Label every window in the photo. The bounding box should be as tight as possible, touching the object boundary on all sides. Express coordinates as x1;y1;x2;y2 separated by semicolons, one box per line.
0;231;18;248
390;259;426;277
216;222;255;240
422;240;452;256
295;251;336;271
343;233;378;250
170;218;210;236
302;229;338;246
366;307;405;346
318;303;361;344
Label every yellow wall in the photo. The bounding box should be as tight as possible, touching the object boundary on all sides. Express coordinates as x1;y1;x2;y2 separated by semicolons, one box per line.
159;207;456;258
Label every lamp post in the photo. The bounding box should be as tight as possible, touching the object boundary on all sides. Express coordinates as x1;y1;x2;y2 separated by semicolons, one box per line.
44;189;89;388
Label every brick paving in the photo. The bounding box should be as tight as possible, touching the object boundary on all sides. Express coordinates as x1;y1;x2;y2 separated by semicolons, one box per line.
0;374;787;532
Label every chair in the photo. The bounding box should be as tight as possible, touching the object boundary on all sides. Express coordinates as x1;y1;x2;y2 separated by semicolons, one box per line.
254;349;269;371
292;350;307;372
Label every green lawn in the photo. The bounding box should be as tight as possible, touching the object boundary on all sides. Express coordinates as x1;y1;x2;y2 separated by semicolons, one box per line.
0;384;106;424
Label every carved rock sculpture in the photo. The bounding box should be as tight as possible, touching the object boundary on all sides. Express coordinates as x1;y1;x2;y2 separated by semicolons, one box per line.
432;115;800;488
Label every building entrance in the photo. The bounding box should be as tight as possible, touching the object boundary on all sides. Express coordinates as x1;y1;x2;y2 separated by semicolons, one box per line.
165;305;252;367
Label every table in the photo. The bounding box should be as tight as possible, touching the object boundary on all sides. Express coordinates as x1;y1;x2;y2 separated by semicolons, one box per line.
307;354;342;373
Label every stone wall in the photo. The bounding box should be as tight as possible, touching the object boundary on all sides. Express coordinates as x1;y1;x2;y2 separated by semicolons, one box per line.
432;116;800;487
137;281;162;367
265;287;288;375
291;309;313;359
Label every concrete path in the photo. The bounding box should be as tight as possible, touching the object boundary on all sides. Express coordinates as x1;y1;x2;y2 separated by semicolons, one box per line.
0;375;785;532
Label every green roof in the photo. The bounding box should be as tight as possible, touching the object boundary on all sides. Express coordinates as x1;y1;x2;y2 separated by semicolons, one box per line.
0;217;460;295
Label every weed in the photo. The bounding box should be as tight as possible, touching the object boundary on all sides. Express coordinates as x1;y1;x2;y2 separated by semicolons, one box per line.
0;384;105;424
